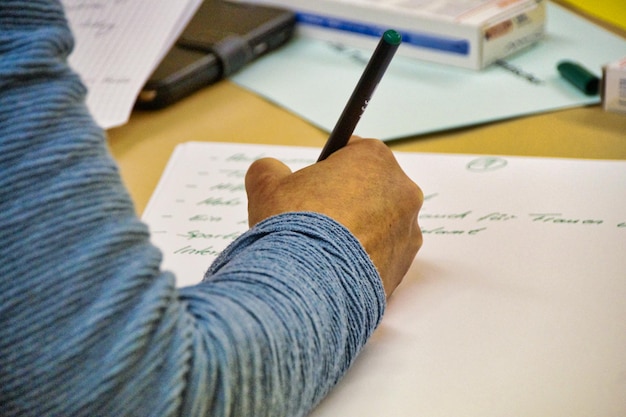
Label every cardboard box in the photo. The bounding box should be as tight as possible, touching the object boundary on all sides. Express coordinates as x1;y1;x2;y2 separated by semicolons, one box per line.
231;0;546;70
602;57;626;114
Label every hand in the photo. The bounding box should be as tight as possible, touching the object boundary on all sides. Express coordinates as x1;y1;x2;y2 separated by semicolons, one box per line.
245;137;423;297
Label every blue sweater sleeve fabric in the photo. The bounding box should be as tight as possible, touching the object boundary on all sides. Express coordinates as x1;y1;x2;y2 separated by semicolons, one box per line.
0;1;386;416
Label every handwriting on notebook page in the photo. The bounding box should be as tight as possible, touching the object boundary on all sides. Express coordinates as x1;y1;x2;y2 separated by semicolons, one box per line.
142;142;626;288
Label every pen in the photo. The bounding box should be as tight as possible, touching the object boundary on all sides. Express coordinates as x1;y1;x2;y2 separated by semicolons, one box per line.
317;29;402;161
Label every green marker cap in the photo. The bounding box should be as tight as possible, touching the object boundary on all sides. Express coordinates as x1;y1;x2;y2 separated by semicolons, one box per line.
557;60;599;96
383;29;402;46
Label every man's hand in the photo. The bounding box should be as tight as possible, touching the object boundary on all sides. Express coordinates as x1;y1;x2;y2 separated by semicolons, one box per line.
245;137;423;297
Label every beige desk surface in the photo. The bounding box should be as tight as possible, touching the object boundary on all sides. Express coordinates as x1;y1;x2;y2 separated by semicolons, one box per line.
107;2;626;215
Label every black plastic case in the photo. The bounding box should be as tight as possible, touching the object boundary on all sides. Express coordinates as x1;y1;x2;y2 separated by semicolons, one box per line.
136;0;295;109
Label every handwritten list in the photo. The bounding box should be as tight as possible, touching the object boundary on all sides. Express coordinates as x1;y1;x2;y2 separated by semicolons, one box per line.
142;143;314;286
142;142;626;416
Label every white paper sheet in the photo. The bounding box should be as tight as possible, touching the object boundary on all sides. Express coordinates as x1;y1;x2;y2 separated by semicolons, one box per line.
142;142;626;416
62;0;201;128
231;2;626;140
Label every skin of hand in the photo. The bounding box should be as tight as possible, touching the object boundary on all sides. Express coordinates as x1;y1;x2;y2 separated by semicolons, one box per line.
245;136;423;298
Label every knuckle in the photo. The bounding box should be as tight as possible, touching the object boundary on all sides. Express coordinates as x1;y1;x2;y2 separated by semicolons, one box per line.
363;138;391;154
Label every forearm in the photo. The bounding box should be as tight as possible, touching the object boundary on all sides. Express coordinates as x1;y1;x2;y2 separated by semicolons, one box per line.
185;213;385;416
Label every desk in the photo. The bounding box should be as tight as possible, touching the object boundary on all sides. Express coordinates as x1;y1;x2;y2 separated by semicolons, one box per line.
107;1;626;215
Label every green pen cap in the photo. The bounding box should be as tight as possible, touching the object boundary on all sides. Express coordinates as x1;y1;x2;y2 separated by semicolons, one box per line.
557;60;599;95
383;29;402;46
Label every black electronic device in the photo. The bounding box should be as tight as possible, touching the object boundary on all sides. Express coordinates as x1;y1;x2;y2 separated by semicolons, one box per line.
136;0;295;109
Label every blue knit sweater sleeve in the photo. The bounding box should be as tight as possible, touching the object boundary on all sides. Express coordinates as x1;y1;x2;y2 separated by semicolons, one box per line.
0;1;386;416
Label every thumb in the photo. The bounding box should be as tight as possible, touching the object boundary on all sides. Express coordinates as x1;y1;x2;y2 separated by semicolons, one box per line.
245;158;292;226
245;157;293;193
